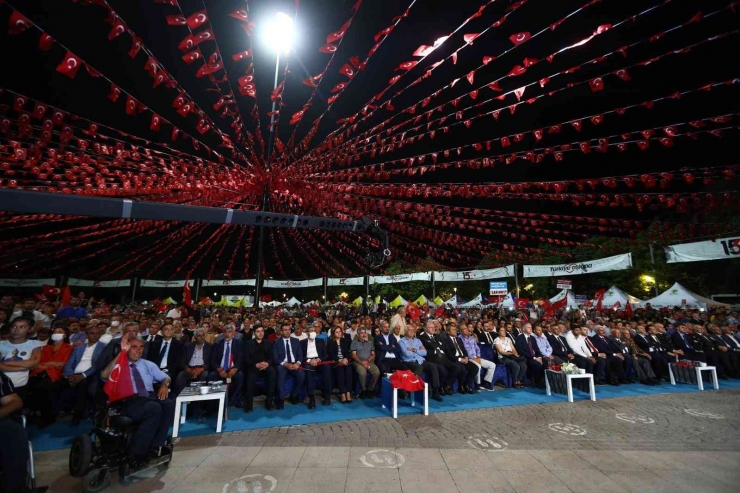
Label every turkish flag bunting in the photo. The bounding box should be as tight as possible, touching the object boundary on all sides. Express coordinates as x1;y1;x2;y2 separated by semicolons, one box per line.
56;51;83;79
327;19;352;44
108;20;126;40
165;15;187;26
39;33;54;51
339;63;356;79
375;26;393;42
42;285;61;297
125;95;137;115
186;11;208;29
150;113;161;131
182;49;202;64
9;10;32;35
319;43;337;53
104;349;136;403
232;50;251;61
397;61;418;71
509;32;531;45
229;10;249;22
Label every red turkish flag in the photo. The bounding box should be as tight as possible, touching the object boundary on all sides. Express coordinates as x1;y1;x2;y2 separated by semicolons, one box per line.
232;50;251;61
625;302;634;318
551;297;567;310
327;19;352;43
594;288;606;311
61;285;72;307
509;32;531;45
104;349;136;403
108;20;126;40
56;51;83;79
515;298;530;310
589;77;605;92
165;15;187;26
150;113;161;131
125;95;137;115
8;10;32;35
613;301;622;309
39;33;54;51
183;279;192;307
389;370;425;392
182;49;203;64
339;63;356;79
42;285;61;297
186;11;208;29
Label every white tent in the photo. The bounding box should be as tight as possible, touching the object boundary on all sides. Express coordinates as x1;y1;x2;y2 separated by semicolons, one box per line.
263;300;282;307
637;282;730;310
460;293;484;308
549;289;579;309
597;286;642;308
444;295;463;306
284;297;301;307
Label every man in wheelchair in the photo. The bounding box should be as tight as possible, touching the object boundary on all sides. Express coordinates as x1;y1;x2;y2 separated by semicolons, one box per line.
100;335;175;470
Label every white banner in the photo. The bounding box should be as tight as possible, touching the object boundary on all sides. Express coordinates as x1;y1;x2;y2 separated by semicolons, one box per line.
327;277;364;286
524;253;633;278
263;278;323;289
67;278;131;288
556;280;573;290
0;278;56;287
665;237;740;263
434;265;515;282
201;279;256;287
369;272;432;285
140;279;194;288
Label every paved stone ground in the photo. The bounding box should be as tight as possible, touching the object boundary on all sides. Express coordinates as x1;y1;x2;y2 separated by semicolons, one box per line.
34;389;740;492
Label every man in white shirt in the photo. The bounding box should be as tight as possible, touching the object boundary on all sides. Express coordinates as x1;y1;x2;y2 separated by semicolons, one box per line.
165;304;183;320
0;316;44;398
565;327;606;384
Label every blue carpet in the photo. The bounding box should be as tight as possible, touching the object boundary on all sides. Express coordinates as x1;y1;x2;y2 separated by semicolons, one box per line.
29;379;740;452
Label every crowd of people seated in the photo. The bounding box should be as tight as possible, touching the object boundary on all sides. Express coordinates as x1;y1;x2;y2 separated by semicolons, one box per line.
1;292;739;430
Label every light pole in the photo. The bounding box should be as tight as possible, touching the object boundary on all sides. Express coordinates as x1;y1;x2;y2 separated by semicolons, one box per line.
254;12;295;308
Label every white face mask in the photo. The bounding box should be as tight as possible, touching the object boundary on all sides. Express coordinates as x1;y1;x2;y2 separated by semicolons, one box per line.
309;332;317;340
111;321;120;327
51;334;65;342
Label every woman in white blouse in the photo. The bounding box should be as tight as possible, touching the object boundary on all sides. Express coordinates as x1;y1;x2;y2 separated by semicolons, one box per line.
494;326;526;388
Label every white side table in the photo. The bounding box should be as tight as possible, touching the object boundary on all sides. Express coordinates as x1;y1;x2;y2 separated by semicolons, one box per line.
545;371;596;403
380;378;428;419
173;389;226;438
696;366;719;391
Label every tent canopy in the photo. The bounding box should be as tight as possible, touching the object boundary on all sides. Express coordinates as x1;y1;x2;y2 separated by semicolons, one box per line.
637;282;730;310
460;293;484;308
388;295;408;308
597;286;642;308
433;296;444;306
284;297;301;307
413;294;435;306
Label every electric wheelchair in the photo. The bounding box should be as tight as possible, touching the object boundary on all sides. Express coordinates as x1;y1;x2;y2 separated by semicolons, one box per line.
68;395;173;492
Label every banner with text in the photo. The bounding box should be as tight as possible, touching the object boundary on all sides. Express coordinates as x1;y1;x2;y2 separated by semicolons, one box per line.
140;279;194;288
489;282;508;296
68;278;131;288
201;279;256;287
556;280;573;290
369;272;432;285
327;277;364;286
665;237;740;263
263;278;323;288
434;265;515;282
0;278;56;287
524;253;632;278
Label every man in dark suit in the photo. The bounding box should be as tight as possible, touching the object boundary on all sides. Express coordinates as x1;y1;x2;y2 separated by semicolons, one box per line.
590;327;625;384
634;325;669;380
547;325;575;363
244;326;276;412
476;321;497;346
443;325;477;394
63;325;107;426
300;325;332;408
174;328;212;395
96;322;140;372
695;325;734;378
418;320;459;395
607;331;636;383
670;324;706;362
208;325;245;407
374;320;409;374
721;326;740;352
515;323;545;387
145;324;184;380
272;323;305;409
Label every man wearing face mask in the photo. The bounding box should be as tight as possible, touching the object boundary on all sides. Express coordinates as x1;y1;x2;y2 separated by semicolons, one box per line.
299;325;332;408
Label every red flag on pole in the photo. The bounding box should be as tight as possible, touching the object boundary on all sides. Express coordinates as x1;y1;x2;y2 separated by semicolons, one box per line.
551;297;567;310
183;279;192;307
594;288;606;311
103;349;135;402
42;284;62;297
625;302;634;318
61;285;72;307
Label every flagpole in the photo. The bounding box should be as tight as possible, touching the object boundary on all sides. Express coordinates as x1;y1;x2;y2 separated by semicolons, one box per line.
514;263;520;298
131;277;137;304
431;271;436;300
649;243;660;297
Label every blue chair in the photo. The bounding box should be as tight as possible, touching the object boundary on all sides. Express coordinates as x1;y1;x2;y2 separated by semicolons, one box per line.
479;343;512;388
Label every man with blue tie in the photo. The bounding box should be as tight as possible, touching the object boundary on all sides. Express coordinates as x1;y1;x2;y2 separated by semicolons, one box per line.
273;323;305;410
670;324;706;362
208;325;245;407
100;334;174;470
145;324;184;380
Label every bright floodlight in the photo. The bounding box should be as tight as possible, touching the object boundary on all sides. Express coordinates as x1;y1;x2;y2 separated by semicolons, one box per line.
263;12;294;54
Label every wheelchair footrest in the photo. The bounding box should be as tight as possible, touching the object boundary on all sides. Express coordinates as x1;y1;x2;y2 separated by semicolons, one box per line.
122;453;172;479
